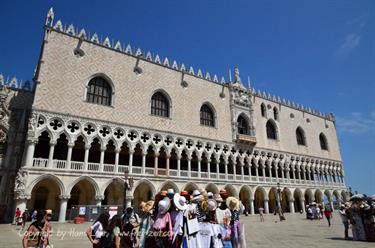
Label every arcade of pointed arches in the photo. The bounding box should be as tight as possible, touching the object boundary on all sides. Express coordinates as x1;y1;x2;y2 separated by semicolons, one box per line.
25;174;350;222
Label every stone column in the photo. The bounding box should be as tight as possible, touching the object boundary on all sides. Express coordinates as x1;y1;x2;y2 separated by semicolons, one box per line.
292;169;296;181
177;154;181;177
187;155;191;178
114;148;120;173
197;158;201;178
66;143;74;169
255;166;259;181
268;166;272;180
281;167;284;181
58;195;70;222
250;199;255;215
241;164;245;181
289;200;295;213
306;169;311;181
99;147;105;172
154;152;159;176
14;195;30;216
47;141;56;168
264;200;269;214
301;198;306;213
95;195;104;206
84;145;90;171
207;159;211;179
286;169;290;183
224;161;228;180
25;140;37;167
166;153;171;176
330;199;334;211
142;151;147;174
129;150;134;174
233;163;236;179
216;161;220;179
275;166;279;180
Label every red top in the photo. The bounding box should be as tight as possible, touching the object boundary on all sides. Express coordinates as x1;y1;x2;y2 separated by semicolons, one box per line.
324;209;332;218
15;209;21;217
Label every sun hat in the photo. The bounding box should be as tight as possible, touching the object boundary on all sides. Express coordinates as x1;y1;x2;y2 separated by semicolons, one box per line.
207;192;214;199
192;189;203;202
173;193;188;211
158;197;171;214
208;199;217;211
46;209;52;215
226;197;240;211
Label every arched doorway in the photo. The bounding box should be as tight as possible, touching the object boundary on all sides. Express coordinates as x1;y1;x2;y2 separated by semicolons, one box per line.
28;177;62;221
281;188;291;212
315;189;324;205
332;190;341;210
254;187;266;213
102;179;124;206
239;186;252;214
304;189;314;206
182;182;199;195
268;188;277;213
133;180;155;213
159;180;179;193
67;179;97;208
205;183;219;195
294;189;303;213
224;184;238;197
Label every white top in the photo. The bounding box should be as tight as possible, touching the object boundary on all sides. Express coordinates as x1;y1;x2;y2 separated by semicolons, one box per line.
91;221;104;240
215;208;231;224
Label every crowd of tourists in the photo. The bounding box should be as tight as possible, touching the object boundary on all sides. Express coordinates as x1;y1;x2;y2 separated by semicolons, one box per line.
338;194;375;242
86;188;245;248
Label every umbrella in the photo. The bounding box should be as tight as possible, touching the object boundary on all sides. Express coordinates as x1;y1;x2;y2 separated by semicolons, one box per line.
350;194;365;201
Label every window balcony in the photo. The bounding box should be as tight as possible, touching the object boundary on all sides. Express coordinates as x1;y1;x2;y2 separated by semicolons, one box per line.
236;134;257;145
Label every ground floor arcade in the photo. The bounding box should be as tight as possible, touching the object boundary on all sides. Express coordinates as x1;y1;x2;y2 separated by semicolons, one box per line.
15;171;349;222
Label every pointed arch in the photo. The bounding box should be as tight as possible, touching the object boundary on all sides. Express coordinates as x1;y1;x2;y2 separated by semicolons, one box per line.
67;176;100;196
159;180;179;193
296;127;306;146
26;174;65;195
85;74;114;106
200;102;216;127
151;90;171;117
319;133;328;150
266;119;278;140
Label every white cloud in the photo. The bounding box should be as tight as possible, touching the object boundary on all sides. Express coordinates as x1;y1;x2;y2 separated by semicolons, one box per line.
336;33;361;56
336;111;375;134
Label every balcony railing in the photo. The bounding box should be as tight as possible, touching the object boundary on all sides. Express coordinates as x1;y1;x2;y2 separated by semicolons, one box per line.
29;158;345;187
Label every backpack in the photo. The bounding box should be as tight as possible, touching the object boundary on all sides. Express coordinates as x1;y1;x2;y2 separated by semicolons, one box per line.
99;231;113;248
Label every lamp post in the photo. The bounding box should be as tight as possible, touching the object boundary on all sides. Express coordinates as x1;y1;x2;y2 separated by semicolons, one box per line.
123;169;134;209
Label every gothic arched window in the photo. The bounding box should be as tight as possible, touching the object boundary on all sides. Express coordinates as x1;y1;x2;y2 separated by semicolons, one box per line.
86;77;112;106
296;127;306;146
266;120;277;140
151;92;170;117
261;103;267;118
273;107;279;121
319;133;328;150
237;115;249;135
200;104;215;127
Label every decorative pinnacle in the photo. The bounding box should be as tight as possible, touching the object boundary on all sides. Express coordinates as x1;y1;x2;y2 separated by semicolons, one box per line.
234;66;241;83
45;7;54;26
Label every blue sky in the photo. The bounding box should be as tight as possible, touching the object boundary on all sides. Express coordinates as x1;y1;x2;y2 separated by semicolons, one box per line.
0;1;374;194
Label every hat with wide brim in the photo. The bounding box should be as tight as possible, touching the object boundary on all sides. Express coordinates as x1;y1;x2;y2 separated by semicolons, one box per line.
192;189;203;202
158;197;171;214
173;193;188;211
350;194;365;201
226;197;240;211
219;189;229;200
208;199;217;211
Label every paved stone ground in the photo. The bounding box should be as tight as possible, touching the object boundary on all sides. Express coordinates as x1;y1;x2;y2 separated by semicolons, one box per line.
1;212;373;247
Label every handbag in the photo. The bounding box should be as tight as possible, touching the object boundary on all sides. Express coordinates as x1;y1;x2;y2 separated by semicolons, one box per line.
187;217;199;235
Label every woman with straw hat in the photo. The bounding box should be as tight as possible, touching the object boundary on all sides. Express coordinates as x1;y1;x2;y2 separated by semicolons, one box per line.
227;197;241;248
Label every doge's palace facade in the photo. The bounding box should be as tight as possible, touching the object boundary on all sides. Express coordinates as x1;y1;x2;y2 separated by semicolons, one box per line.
3;9;348;222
